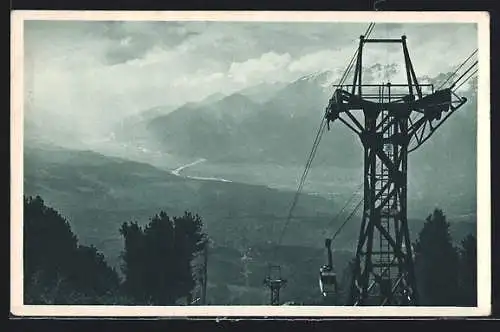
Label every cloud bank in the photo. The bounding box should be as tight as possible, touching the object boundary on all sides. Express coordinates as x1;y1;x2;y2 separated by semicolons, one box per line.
24;21;477;142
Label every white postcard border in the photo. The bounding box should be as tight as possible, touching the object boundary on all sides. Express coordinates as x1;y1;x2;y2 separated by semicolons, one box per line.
10;10;491;317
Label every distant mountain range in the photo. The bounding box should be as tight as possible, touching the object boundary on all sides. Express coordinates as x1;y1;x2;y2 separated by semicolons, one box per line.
112;66;476;169
108;67;477;212
120;70;361;167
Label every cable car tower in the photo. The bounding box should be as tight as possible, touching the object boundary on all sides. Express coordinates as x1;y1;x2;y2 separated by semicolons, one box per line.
264;264;287;305
324;35;468;305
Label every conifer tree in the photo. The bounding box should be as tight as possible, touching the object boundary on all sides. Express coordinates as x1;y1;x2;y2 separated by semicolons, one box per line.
457;234;477;306
119;211;206;305
24;195;119;304
414;209;460;305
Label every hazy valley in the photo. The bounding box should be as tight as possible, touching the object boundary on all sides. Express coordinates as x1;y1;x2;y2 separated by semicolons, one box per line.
23;65;478;304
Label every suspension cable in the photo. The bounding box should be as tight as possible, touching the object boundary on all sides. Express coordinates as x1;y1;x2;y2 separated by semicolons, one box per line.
408;48;478;149
272;23;376;258
408;58;477;152
275;119;326;247
330;197;364;242
453;68;478;92
318;24;375;243
450;60;478;90
275;120;327;252
338;23;375;89
437;48;477;90
321;182;363;237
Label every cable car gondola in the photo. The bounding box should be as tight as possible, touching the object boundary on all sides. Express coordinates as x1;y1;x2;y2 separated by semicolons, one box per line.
319;238;338;298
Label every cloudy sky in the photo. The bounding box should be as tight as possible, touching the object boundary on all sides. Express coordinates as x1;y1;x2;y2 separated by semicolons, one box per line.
24;20;477;141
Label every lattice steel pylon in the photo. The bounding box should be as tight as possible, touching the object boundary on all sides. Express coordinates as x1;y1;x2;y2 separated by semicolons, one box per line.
324;35;468;306
264;264;287;305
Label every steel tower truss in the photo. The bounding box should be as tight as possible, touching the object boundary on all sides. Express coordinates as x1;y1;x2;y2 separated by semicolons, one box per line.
324;35;468;306
264;264;287;305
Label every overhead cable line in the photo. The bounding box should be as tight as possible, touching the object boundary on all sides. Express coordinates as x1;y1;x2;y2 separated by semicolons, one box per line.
272;23;376;258
449;60;478;90
408;49;478;149
329;197;363;242
321;182;364;237
437;48;478;90
452;68;478;92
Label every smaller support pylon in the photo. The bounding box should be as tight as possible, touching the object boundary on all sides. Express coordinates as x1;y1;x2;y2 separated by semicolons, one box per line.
263;264;287;305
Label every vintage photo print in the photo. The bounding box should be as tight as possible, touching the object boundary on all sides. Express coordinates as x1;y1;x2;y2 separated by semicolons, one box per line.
10;10;491;317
